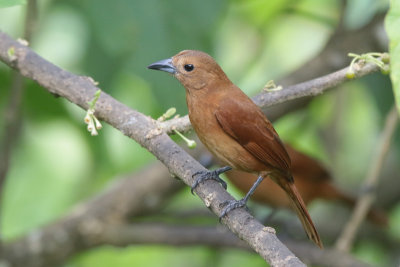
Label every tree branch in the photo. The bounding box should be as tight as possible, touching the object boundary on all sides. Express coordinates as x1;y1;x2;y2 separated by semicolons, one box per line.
99;223;371;267
0;161;182;267
0;30;308;266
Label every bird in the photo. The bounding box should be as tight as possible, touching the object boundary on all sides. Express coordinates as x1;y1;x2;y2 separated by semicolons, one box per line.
148;50;323;248
226;144;388;226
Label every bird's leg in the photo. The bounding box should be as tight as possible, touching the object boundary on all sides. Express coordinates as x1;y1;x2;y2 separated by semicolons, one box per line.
191;166;232;194
220;175;265;219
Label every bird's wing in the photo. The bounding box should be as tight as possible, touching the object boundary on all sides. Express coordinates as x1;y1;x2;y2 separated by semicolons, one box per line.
215;97;291;172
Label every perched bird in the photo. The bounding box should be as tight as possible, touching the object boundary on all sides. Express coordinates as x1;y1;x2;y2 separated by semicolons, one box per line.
148;50;323;248
226;144;388;226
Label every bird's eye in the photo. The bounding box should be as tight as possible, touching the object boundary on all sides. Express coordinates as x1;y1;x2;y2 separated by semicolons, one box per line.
184;64;194;72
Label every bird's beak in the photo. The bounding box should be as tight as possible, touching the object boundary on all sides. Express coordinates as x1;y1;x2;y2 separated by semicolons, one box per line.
147;58;176;74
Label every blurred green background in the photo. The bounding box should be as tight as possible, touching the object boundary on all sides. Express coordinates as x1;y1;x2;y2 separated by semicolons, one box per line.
0;0;399;266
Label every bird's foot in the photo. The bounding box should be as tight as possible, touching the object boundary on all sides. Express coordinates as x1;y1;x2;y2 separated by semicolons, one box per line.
219;198;249;221
191;166;231;194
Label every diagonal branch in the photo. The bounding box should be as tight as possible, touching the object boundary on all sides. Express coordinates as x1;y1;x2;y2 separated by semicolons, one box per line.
0;30;306;266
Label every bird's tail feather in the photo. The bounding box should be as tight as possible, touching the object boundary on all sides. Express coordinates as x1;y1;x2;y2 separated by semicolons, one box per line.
280;180;324;248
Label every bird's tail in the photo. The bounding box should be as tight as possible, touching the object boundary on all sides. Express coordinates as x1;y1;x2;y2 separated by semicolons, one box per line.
278;179;324;248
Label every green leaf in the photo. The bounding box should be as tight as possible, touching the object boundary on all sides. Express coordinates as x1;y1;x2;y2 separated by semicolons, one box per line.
0;0;26;8
385;0;400;114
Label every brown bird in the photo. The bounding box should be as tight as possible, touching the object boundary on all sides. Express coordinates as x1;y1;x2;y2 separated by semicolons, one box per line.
226;144;388;226
148;50;323;248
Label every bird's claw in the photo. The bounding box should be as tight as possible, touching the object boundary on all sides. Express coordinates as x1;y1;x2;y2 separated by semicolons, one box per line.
191;166;231;194
219;198;248;222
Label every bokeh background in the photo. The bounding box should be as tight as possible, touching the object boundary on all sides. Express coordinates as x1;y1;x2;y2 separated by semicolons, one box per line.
1;0;399;266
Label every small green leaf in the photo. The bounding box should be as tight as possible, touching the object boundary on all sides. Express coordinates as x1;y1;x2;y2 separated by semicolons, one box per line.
385;0;400;114
157;107;176;122
87;89;101;109
0;0;26;8
164;107;176;119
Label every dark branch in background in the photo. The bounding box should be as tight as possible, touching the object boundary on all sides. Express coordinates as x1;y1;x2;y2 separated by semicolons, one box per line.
335;106;398;251
0;0;37;241
0;31;308;266
99;223;371;267
1;162;182;267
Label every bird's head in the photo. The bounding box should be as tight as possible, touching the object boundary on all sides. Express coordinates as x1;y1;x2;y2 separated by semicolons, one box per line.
147;50;229;91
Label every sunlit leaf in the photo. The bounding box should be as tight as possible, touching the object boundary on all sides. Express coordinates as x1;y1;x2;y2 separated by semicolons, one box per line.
385;0;400;114
0;0;25;8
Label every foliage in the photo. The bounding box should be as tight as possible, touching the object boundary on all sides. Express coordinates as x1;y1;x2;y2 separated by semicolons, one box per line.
0;0;25;8
385;0;400;114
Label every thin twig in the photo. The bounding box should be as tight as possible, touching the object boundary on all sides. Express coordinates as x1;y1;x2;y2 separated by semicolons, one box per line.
335;106;398;251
